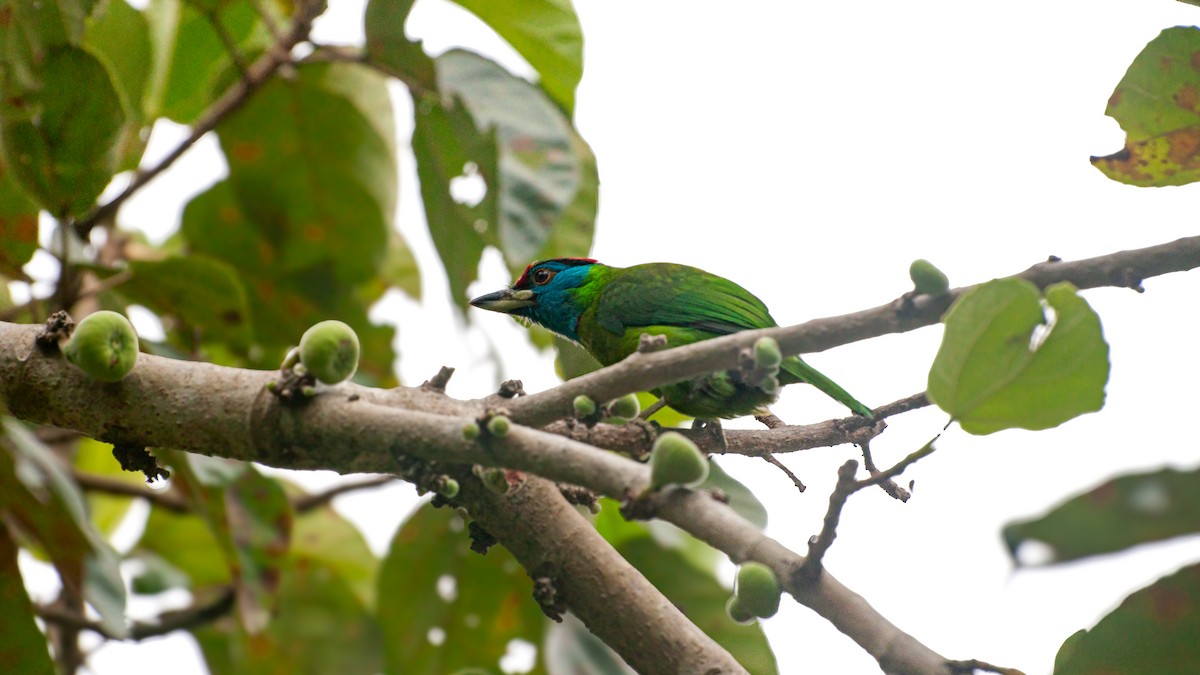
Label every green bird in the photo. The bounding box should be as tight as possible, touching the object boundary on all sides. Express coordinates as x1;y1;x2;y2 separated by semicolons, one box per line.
470;258;872;420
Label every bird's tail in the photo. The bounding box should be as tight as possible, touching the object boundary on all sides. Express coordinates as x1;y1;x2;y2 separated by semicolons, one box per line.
779;356;874;418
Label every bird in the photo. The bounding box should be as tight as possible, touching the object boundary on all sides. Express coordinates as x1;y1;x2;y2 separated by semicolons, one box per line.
469;258;873;420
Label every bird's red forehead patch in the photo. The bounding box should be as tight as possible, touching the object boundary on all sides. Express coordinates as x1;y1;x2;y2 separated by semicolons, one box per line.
514;258;598;287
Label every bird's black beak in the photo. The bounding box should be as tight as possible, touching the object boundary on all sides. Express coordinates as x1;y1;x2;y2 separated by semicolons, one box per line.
469;288;536;314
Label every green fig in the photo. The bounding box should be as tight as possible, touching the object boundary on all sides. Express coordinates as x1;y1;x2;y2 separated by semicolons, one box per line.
735;562;781;618
753;336;782;370
909;259;950;296
64;310;139;382
648;432;708;490
462;422;481;440
573;395;597;418
725;595;756;625
436;477;460;498
299;320;360;384
487;415;511;438
610;393;640;419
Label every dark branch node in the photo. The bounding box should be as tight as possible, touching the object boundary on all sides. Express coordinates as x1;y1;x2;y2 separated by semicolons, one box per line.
468;520;497;555
532;575;566;623
498;379;526;398
36;310;73;350
557;483;599;512
111;443;169;482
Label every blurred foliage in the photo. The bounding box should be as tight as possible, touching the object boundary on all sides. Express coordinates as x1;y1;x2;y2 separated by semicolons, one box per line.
1;1;1198;674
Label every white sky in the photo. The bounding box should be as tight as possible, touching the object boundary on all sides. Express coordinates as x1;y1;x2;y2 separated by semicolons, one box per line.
18;1;1200;674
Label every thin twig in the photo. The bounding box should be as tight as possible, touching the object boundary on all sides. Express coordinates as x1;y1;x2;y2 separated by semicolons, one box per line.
861;440;910;501
0;270;132;322
36;587;236;641
856;437;939;491
72;470;188;512
947;658;1027;675
797;460;859;582
761;452;805;492
202;9;251;80
291;475;397;512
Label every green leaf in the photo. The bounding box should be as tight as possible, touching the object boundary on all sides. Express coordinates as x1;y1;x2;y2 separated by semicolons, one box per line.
83;0;154;170
0;46;125;217
413;50;597;307
0;418;127;637
1092;27;1200;186
193;558;385;675
1004;466;1200;565
447;0;583;114
412;91;493;308
363;0;437;90
0;525;56;675
701;460;768;530
84;0;152;119
616;537;779;675
437;49;596;273
290;487;380;611
135;506;232;588
182;180;398;382
544;615;635;675
117;255;252;346
166;456;291;634
927;279;1109;435
377;504;547;675
218;61;397;284
0;162;39;279
154;0;273;124
1055;563;1200;675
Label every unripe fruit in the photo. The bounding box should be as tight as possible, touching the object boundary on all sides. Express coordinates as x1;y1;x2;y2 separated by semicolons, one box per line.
735;562;781;618
610;393;640;419
487;415;511;437
480;468;509;494
909;259;950;296
648;432;709;490
64;310;139;382
573;395;597;418
462;422;481;440
752;337;782;370
299;320;360;384
436;477;460;498
725;595;756;625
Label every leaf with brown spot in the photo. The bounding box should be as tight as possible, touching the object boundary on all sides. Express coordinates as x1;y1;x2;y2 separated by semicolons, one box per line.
1094;26;1200;186
1055;563;1200;675
1004;466;1200;565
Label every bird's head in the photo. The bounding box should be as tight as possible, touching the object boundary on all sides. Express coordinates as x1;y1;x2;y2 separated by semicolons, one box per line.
469;258;600;340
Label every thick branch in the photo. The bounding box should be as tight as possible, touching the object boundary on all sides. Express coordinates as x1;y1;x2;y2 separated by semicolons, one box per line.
505;236;1200;428
0;323;951;672
458;474;748;674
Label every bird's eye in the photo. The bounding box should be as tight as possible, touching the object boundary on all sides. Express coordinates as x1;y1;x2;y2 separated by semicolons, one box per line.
532;268;555;285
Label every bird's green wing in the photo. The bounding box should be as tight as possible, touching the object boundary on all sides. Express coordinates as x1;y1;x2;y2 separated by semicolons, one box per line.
594;263;777;336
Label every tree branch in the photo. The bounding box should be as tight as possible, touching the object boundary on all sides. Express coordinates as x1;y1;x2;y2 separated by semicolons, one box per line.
504;236;1200;428
4;237;1197;674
